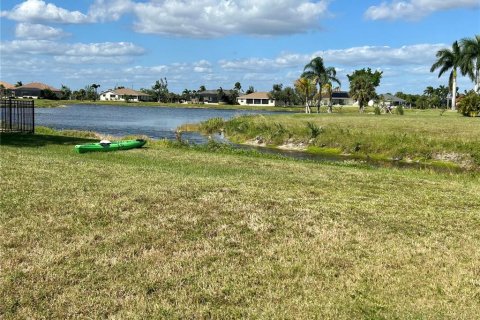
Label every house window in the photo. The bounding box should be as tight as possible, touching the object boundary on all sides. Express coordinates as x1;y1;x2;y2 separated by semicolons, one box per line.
254;99;261;104
246;99;253;104
261;99;268;104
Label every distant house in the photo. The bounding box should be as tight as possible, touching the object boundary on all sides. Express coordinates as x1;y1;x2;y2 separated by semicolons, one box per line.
99;88;151;102
13;82;62;99
237;92;276;106
322;90;354;105
380;93;406;106
0;81;15;98
196;89;237;104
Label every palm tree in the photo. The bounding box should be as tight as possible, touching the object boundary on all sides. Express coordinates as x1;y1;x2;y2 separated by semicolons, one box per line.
460;35;480;92
423;86;435;97
294;77;316;113
91;84;101;101
430;41;462;110
15;81;22;87
302;57;341;113
349;74;376;113
234;82;242;92
322;82;334;113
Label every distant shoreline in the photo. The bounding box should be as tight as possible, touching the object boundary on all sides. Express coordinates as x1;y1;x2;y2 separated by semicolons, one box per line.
30;99;301;112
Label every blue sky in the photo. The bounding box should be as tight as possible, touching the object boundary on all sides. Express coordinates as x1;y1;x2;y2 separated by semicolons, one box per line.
1;0;479;94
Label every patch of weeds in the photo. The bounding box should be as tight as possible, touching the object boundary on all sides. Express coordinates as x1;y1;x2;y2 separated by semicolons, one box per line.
396;105;404;115
306;121;323;139
199;117;225;134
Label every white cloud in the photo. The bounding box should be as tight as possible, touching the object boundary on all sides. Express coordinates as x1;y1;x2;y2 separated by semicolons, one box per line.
88;0;134;22
316;44;446;66
219;44;447;73
15;23;69;40
0;40;145;62
0;0;90;23
90;0;330;37
365;0;480;20
3;0;330;37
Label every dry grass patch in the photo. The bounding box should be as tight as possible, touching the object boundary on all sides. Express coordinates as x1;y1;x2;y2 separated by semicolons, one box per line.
1;132;479;318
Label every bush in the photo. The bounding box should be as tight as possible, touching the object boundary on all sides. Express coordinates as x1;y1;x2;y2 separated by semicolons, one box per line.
396;105;404;115
373;105;381;115
306;121;323;139
457;91;480;117
199;117;225;134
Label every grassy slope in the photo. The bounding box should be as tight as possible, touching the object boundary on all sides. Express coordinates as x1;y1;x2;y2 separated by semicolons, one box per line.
215;110;480;167
1;133;479;319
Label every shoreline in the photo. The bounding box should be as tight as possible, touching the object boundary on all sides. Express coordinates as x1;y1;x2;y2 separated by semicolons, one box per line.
31;99;302;112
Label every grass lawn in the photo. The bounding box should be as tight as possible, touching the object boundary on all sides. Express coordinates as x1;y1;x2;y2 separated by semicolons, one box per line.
1;130;479;318
199;109;480;169
31;99;302;112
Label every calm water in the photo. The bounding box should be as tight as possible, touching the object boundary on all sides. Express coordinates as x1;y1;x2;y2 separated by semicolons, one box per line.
36;104;282;143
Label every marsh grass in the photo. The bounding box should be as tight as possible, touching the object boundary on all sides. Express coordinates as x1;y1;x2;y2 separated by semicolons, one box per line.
1;130;480;318
217;110;480;167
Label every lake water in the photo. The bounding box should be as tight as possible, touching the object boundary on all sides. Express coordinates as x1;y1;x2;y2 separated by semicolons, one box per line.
36;104;283;143
35;104;462;172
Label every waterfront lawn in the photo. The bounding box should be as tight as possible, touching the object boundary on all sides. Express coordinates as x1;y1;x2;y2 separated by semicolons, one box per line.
32;99;303;112
210;109;480;168
1;131;479;319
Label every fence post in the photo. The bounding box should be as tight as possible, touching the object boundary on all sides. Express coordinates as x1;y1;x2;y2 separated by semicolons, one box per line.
32;100;35;134
8;97;12;131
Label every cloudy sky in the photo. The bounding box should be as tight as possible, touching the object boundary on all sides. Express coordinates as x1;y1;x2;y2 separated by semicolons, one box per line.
1;0;479;93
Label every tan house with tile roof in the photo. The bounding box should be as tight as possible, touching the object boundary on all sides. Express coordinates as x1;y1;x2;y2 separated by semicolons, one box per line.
0;81;15;98
236;92;277;106
14;82;62;99
100;88;151;102
0;81;15;89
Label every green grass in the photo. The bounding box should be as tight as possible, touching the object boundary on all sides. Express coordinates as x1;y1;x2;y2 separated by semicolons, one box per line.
1;131;479;318
31;99;302;112
207;109;480;168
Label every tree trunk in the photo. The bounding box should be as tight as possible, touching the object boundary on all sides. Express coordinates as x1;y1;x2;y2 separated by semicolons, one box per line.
475;65;479;93
317;84;322;113
451;69;457;110
327;97;333;113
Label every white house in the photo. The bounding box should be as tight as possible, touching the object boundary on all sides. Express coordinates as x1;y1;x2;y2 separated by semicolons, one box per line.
100;88;151;102
236;92;276;106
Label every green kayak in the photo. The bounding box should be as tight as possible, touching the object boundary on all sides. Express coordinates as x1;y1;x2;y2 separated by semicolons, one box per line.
75;139;146;153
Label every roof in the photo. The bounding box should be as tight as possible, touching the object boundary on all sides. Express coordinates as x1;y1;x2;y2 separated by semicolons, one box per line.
381;93;406;103
238;92;271;99
15;82;61;92
103;88;150;96
198;89;237;96
331;91;350;99
0;81;15;89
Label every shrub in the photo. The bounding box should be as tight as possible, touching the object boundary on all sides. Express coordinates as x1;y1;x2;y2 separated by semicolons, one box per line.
306;121;323;139
373;105;381;115
396;105;404;115
200;117;225;134
457;91;480;117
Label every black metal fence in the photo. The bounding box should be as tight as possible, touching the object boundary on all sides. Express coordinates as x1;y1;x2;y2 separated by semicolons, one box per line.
1;99;35;133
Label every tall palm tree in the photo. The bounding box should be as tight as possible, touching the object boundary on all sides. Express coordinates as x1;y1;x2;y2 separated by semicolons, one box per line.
294;77;316;114
423;86;435;97
430;41;462;110
322;82;334;113
460;35;480;92
91;84;101;101
302;57;341;113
